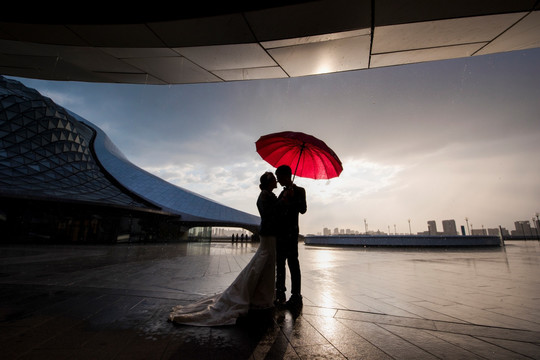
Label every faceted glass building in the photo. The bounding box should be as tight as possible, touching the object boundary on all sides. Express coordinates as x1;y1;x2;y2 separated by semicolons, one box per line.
0;76;259;243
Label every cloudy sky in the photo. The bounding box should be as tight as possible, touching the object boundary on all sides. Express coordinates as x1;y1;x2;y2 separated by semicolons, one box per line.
11;47;540;235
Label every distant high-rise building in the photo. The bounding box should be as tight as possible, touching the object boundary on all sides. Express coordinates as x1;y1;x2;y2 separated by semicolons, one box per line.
533;219;540;236
323;227;331;236
427;220;437;235
513;221;533;236
471;228;487;235
442;220;458;235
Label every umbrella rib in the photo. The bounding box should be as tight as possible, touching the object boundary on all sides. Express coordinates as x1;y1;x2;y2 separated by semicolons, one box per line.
275;143;298;168
292;142;305;180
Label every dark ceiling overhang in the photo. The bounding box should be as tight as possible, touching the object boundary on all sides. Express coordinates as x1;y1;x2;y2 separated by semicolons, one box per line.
1;1;539;84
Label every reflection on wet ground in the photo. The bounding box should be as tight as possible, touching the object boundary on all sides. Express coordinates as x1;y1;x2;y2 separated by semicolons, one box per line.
0;241;539;359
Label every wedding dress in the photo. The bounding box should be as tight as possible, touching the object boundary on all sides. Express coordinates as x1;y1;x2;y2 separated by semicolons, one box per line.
168;235;276;326
169;189;277;326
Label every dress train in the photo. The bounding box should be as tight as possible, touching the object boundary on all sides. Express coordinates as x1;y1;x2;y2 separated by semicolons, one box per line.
169;235;276;326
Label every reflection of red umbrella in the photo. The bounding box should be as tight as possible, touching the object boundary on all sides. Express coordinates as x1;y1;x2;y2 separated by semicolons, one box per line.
255;131;343;180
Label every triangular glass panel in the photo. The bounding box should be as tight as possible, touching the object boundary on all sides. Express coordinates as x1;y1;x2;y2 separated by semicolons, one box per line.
12;115;23;126
22;115;34;126
6;110;20;121
45;108;55;117
15;134;26;143
9;122;21;132
25;123;39;136
56;110;67;121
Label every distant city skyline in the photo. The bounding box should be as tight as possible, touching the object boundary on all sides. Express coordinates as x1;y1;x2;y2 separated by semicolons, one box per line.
317;216;540;237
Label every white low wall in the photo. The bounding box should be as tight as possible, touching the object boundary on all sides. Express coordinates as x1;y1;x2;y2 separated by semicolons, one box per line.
304;235;502;247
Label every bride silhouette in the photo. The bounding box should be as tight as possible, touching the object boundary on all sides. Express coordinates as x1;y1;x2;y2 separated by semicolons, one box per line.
169;172;279;326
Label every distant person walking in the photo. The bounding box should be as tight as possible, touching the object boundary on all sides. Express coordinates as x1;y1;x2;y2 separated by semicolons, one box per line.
274;165;307;313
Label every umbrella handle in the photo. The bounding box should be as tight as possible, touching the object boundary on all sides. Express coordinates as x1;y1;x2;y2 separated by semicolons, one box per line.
292;143;305;183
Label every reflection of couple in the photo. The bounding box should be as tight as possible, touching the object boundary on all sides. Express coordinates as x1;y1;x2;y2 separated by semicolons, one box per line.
169;165;307;326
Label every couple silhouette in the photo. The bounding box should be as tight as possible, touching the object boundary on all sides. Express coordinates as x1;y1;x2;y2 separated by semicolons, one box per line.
169;165;307;326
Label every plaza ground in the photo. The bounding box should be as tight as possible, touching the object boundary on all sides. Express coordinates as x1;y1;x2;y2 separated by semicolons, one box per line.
0;240;539;359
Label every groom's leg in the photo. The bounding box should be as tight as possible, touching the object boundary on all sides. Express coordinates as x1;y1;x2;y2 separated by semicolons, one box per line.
276;252;286;293
275;241;287;303
288;243;301;296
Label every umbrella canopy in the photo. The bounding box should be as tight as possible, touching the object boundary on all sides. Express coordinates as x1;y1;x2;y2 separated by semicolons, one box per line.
255;131;343;180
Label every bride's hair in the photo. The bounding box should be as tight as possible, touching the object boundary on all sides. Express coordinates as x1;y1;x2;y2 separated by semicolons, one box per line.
259;172;274;190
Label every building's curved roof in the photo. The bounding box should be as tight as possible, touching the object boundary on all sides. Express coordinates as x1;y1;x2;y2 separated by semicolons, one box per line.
1;1;538;85
70;112;259;226
0;76;260;228
0;76;149;209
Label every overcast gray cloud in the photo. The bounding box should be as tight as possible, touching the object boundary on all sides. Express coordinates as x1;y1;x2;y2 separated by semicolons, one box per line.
13;48;540;235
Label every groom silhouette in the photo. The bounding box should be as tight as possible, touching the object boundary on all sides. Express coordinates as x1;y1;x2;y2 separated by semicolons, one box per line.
275;165;307;311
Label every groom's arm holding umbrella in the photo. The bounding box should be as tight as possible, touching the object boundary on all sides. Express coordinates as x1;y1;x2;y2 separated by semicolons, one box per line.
276;165;307;234
282;184;306;218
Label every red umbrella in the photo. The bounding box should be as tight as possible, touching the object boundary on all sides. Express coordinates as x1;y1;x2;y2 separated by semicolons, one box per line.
255;131;343;180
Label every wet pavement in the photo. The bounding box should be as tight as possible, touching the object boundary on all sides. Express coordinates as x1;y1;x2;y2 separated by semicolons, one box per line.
0;240;539;359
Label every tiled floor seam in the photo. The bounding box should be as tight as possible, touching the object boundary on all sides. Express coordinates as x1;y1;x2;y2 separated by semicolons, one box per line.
322;306;540;344
301;313;352;359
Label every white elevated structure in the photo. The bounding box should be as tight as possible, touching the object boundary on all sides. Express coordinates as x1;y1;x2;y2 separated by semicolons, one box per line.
305;234;502;247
